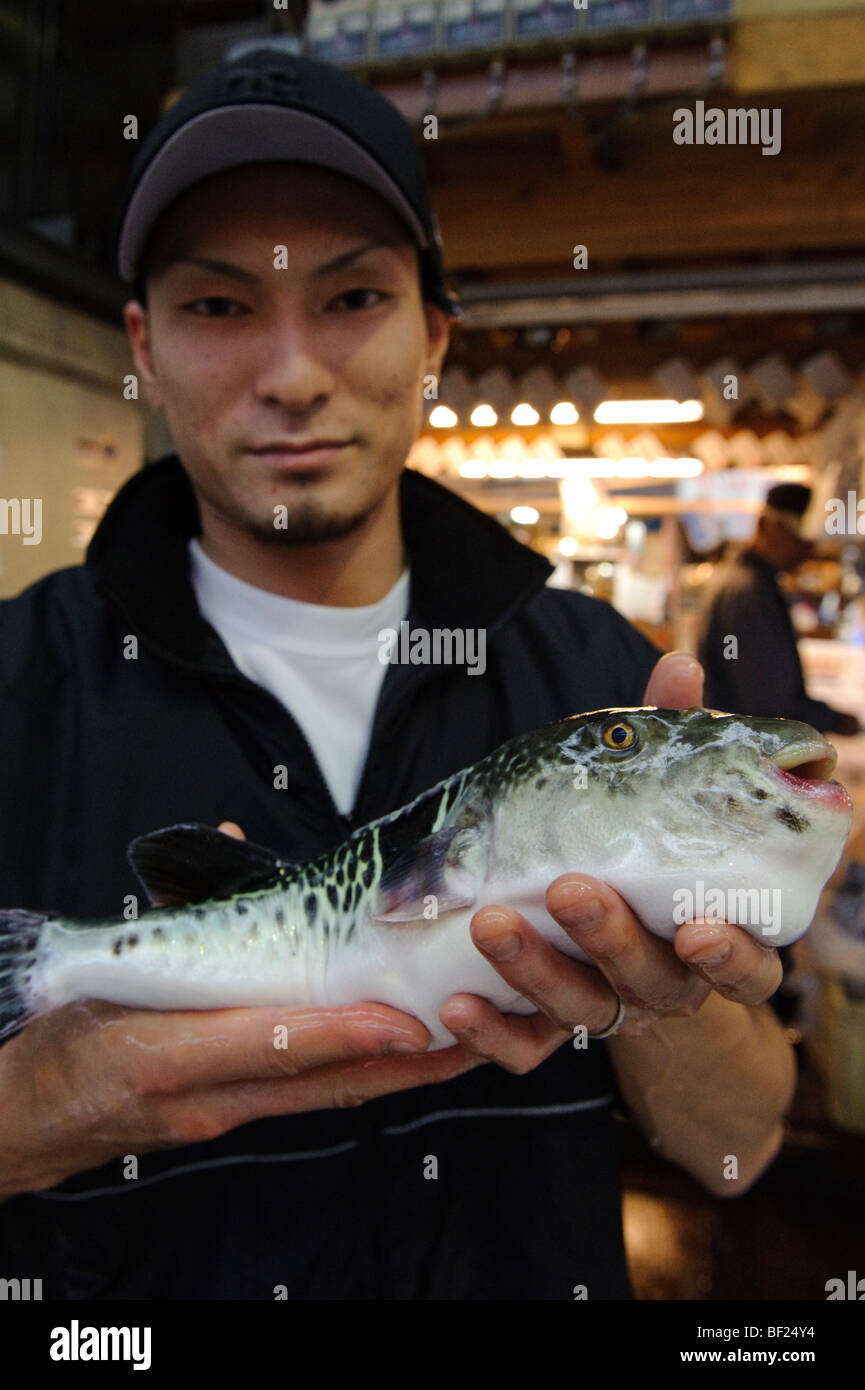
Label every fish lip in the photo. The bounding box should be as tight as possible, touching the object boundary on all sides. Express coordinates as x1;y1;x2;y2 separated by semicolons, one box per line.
762;743;852;812
766;736;837;781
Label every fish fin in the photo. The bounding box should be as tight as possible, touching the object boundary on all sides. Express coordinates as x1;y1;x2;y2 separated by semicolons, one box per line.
373;801;491;924
128;823;290;907
0;909;46;1041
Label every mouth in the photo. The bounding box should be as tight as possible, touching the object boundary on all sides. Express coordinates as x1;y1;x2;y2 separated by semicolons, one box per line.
247;441;352;470
765;738;851;810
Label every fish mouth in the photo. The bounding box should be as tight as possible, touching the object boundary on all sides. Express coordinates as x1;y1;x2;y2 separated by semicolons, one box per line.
764;737;851;811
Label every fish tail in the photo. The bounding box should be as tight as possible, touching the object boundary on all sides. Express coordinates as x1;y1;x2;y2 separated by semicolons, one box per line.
0;909;47;1041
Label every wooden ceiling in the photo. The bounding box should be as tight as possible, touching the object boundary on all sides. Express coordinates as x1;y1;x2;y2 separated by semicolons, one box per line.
418;82;865;281
381;73;865;393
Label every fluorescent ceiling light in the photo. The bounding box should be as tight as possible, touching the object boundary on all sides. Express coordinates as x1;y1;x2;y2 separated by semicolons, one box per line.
615;458;651;478
648;457;704;478
594;399;704;424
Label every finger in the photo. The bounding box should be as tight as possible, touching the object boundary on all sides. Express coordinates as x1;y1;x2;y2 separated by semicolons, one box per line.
466;903;625;1034
546;876;710;1015
439;992;570;1075
642;651;704;709
159;1044;484;1138
96;1002;434;1091
674;919;783;1006
217;821;246;840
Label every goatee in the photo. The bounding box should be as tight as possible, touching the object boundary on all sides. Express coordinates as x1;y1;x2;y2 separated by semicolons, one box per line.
248;499;371;547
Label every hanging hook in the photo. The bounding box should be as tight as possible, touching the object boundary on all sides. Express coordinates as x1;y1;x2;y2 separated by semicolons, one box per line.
628;42;648;106
707;35;726;90
561;51;579;115
484;58;506;118
420;66;438;134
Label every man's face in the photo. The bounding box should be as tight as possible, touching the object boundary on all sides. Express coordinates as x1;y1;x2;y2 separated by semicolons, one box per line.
763;516;813;572
124;162;451;545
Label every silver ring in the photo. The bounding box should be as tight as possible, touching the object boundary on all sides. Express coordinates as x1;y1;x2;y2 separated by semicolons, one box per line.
587;996;626;1039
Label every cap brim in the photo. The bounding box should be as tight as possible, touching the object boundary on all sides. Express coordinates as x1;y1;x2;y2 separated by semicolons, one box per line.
117;104;429;281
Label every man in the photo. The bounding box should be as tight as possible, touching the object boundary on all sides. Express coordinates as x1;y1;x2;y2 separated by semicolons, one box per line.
698;482;859;734
0;50;795;1300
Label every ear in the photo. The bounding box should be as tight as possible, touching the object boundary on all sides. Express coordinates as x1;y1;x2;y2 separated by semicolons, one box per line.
423;302;453;380
123;299;164;409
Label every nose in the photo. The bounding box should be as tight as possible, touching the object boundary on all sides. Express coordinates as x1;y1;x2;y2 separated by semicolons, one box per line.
252;317;335;409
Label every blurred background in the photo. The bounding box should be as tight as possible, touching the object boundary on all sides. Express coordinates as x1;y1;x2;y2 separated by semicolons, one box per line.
2;0;865;1298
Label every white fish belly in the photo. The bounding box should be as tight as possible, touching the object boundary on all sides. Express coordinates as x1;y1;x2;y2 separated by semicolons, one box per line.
323;876;593;1050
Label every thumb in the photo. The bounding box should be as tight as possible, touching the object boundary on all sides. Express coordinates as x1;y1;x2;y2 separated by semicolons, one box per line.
217;821;247;841
642;651;704;710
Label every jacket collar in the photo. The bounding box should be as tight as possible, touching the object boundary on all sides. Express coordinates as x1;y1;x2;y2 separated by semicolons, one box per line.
86;453;553;675
742;547;780;580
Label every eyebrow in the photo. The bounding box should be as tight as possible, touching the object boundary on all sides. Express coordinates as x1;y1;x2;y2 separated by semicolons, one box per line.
166;239;404;284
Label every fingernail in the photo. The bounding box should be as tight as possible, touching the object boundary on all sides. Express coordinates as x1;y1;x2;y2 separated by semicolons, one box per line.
478;931;521;961
690;942;732;967
441;1003;470;1030
384;1038;429;1054
554;883;606;930
660;651;702;675
688;923;726;944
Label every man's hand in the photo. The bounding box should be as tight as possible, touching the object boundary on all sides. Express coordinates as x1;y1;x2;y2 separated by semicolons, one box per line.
0;819;489;1198
0;816;487;1200
438;651;784;1074
0;994;483;1199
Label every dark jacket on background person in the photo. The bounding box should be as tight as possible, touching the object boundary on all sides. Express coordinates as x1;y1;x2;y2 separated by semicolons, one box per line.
0;454;659;1300
697;548;842;733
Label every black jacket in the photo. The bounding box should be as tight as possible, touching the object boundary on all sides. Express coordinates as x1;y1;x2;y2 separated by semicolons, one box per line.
0;455;658;1300
697;549;843;733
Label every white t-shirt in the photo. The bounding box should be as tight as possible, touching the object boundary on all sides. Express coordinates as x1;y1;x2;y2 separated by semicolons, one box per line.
188;538;410;816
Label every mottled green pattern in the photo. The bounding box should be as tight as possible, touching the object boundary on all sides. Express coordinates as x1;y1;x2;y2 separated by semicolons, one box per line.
290;706;830;930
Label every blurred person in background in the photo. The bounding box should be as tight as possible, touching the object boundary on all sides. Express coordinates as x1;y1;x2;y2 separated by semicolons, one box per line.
698;482;860;736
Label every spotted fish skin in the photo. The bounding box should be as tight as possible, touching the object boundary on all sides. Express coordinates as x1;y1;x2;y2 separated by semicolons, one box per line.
0;707;853;1048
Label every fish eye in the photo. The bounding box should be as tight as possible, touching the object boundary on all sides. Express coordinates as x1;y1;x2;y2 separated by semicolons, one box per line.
603;721;636;751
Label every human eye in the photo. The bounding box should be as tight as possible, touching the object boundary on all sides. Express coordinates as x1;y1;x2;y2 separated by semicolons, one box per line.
182;297;249;316
330;287;389;311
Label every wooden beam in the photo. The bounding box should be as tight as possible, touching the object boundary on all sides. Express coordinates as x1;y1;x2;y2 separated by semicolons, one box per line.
377;46;722;123
428;87;865;271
